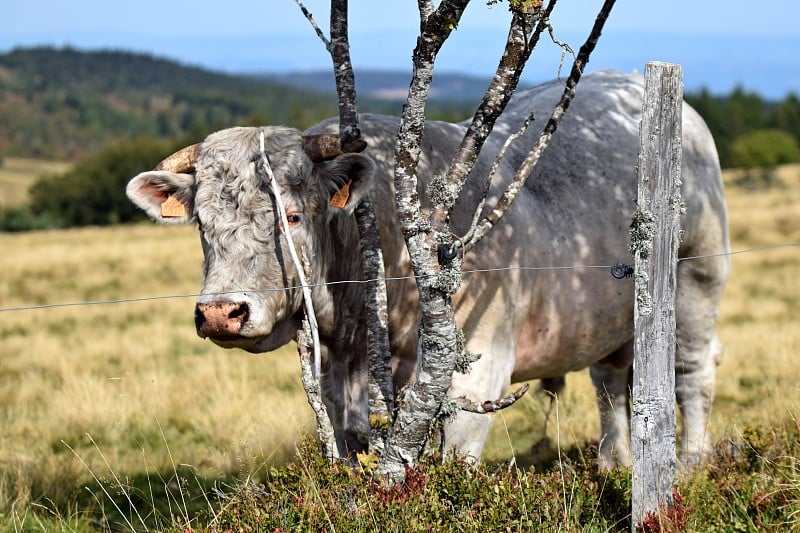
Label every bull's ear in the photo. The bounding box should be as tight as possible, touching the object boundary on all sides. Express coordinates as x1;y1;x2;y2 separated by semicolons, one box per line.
126;171;195;224
320;153;376;215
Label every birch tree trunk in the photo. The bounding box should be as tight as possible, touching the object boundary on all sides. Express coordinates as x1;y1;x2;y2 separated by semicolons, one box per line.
378;0;616;484
328;0;394;456
377;0;471;483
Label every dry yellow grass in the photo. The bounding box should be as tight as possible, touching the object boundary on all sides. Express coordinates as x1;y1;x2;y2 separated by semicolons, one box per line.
0;164;797;515
0;157;72;207
0;224;311;512
712;164;800;433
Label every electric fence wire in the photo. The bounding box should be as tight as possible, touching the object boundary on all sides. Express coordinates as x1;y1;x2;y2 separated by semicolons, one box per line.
0;242;797;314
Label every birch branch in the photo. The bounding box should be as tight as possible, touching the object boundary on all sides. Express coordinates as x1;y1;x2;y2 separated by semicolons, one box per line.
355;197;394;455
453;383;530;414
394;0;471;243
328;0;393;455
298;320;337;459
431;1;555;228
418;0;434;30
329;0;366;151
463;0;617;252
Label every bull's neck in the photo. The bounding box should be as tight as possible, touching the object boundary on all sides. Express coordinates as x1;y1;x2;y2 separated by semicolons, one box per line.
309;215;366;350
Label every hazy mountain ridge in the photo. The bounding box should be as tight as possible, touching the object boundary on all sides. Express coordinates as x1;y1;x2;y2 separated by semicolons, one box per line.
1;45;797;167
261;70;506;102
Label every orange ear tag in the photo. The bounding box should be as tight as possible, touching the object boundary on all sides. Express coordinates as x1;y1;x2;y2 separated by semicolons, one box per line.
329;179;353;209
161;195;187;218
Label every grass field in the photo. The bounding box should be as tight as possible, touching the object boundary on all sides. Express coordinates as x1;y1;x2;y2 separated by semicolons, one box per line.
0;157;72;208
0;164;798;529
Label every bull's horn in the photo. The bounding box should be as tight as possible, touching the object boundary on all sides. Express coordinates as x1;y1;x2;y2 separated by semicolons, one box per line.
302;134;367;161
303;134;342;162
155;143;200;173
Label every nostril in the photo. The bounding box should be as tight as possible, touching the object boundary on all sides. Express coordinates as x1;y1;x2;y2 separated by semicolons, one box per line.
229;302;249;322
195;305;206;330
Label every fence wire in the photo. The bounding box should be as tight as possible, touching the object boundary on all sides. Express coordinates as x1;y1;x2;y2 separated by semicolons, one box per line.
0;242;797;314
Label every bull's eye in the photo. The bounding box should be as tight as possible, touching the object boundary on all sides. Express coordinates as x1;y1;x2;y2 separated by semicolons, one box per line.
286;213;302;227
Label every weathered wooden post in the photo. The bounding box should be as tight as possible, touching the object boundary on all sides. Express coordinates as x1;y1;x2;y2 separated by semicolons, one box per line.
630;61;683;529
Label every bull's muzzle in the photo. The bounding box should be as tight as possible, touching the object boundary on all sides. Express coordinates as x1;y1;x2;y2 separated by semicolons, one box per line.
195;300;250;338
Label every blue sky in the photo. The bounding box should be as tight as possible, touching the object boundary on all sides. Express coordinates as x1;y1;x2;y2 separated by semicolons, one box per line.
3;1;799;98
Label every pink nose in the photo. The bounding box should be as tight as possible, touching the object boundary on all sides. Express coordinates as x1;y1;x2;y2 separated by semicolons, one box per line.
195;301;249;337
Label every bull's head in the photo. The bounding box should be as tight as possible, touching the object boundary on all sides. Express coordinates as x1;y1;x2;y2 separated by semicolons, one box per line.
126;127;375;353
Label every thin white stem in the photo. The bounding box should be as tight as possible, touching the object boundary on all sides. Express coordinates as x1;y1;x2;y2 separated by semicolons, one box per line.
293;0;331;49
260;130;321;379
462;112;535;251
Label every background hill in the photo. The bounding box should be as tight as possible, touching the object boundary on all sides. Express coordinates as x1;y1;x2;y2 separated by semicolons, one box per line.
1;46;799;231
0;47;478;162
2;47;799;166
0;47;344;161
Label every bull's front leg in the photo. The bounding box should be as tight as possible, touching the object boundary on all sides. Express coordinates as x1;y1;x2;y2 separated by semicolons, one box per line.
443;321;517;460
319;344;371;458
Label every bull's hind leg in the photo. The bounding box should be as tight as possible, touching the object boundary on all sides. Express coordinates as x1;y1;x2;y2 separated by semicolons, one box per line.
674;253;727;465
590;340;634;470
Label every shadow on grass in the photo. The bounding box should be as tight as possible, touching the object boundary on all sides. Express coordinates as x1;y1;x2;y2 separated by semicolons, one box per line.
68;465;241;531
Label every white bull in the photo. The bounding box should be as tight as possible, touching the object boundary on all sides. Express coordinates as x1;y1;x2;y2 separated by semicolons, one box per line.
127;70;729;467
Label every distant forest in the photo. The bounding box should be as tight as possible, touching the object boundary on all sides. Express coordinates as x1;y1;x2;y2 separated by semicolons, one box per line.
1;47;798;230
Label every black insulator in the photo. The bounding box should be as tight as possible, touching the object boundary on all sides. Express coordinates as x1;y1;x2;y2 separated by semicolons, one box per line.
437;242;459;264
611;262;635;279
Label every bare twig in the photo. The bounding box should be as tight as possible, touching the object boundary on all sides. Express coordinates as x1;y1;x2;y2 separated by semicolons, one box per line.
546;20;575;78
453;383;530;414
263;127;336;453
294;0;331;48
260;131;322;378
463;0;617;252
461;111;535;247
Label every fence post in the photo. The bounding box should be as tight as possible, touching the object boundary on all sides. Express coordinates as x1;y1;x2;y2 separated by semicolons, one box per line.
630;61;683;529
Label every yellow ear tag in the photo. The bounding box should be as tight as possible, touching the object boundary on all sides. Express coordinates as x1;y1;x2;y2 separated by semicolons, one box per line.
161;195;186;218
329;179;353;209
